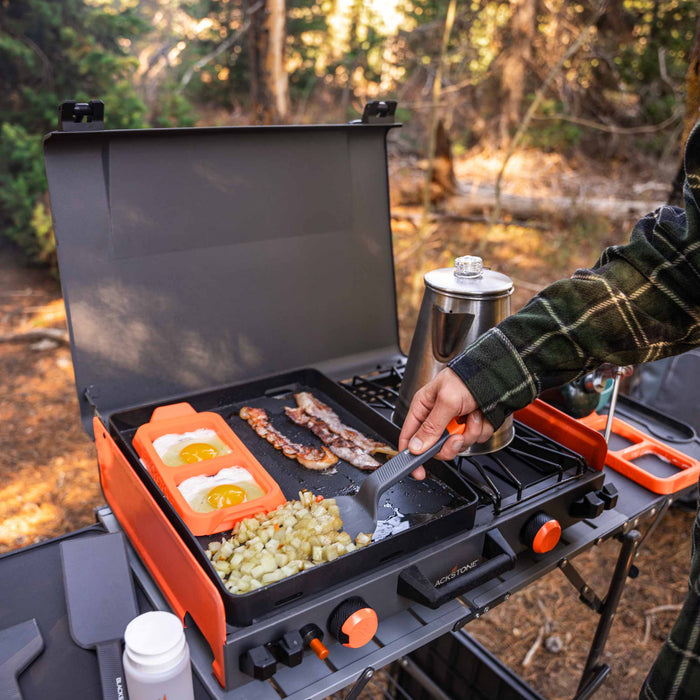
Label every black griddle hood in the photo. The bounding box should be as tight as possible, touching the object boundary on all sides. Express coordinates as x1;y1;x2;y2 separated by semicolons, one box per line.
43;106;402;435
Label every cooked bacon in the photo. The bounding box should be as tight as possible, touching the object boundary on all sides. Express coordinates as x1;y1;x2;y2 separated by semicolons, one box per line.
292;392;398;460
284;406;381;471
239;406;338;471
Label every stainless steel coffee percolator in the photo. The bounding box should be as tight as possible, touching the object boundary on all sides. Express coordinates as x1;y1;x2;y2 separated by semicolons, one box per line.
393;255;514;455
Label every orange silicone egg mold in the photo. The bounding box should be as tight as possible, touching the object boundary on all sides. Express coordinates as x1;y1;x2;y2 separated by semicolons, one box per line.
133;402;285;535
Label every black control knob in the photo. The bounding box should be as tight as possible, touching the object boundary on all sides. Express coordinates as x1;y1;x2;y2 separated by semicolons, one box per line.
240;644;277;680
569;491;605;519
328;597;378;648
521;512;561;554
269;631;304;667
597;483;618;511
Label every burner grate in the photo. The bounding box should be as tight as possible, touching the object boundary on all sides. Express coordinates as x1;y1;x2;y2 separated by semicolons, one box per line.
340;363;593;517
342;364;405;412
455;423;588;514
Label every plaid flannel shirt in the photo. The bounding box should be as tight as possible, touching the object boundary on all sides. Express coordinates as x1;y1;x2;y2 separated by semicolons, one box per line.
449;124;700;699
449;123;700;434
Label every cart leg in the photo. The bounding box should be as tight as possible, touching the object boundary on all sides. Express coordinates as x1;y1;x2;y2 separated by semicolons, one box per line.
574;529;641;700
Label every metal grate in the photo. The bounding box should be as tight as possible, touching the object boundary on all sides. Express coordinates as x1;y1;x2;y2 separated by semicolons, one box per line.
340;365;591;517
342;364;405;412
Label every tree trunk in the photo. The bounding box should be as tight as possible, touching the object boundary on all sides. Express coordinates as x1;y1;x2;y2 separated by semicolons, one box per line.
431;120;456;199
669;14;700;205
498;0;537;145
247;0;289;125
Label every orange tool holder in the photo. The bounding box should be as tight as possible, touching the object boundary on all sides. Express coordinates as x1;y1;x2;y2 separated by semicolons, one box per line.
579;412;700;494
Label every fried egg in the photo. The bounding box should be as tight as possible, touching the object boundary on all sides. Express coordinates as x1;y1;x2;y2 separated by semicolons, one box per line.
152;429;232;467
177;467;265;513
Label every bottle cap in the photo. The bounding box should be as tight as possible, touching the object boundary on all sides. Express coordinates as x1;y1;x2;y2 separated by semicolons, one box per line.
124;611;186;671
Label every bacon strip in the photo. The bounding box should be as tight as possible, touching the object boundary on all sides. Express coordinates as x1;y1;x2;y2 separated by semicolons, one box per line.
284;406;381;471
239;406;338;471
293;392;398;461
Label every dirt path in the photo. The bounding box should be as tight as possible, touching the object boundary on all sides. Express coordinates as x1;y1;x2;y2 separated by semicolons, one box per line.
0;238;100;553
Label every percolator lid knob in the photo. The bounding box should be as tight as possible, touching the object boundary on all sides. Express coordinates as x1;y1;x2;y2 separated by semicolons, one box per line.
454;255;483;278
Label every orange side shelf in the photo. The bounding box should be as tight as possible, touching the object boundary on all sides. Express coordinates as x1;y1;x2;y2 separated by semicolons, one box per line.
515;399;608;472
94;418;228;687
579;412;700;494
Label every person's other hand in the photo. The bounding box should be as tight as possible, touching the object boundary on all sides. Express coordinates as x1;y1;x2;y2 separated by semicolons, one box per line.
398;367;494;480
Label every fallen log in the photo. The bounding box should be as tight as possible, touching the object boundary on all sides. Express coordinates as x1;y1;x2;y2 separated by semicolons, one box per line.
0;327;69;346
447;186;666;223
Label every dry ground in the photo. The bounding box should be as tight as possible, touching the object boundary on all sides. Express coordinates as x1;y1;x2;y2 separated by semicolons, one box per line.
0;147;694;700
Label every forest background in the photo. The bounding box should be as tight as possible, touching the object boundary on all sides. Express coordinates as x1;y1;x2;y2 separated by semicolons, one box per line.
2;1;700;699
3;0;700;273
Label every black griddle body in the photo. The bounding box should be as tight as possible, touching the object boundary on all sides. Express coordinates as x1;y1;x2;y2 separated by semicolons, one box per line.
109;368;479;627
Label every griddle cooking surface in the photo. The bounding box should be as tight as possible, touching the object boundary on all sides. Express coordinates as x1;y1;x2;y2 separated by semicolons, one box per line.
222;385;463;541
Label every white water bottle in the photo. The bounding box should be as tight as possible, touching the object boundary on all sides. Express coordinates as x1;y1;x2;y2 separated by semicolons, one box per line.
123;611;195;700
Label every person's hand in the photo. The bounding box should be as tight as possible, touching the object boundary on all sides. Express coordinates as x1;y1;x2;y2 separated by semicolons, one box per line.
398;367;494;480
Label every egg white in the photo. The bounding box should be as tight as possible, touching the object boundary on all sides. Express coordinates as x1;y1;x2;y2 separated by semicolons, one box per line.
177;467;264;513
152;428;231;467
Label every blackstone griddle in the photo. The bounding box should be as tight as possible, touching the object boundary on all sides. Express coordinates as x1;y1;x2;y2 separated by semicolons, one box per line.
43;100;624;694
109;367;479;626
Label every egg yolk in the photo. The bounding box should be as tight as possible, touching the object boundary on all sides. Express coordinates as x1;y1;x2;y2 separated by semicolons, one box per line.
179;442;220;464
206;484;246;509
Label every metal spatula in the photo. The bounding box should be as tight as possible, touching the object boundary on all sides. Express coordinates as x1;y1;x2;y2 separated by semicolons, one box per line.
336;417;467;540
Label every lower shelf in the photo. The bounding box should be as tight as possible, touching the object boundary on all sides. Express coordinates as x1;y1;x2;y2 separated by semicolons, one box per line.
392;630;545;700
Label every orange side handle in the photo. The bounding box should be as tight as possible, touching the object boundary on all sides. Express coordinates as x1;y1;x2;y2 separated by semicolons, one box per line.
579;413;700;494
94;419;228;687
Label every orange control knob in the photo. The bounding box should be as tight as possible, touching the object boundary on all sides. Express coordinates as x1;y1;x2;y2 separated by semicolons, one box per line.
522;512;561;554
328;597;378;648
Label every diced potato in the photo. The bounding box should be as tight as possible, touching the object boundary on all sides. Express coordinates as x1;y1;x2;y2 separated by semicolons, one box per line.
355;533;371;547
260;553;277;574
219;541;234;559
205;490;367;596
240;561;255;575
214;560;230;574
262;570;285;584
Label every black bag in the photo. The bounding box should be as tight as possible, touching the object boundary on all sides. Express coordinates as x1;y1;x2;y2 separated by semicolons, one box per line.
624;348;700;434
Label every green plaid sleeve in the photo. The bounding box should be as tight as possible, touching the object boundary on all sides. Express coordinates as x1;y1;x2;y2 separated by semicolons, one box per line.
449;122;700;431
641;508;700;700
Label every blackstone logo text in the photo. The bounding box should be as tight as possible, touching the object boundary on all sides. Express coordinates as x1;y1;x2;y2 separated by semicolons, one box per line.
434;558;480;587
